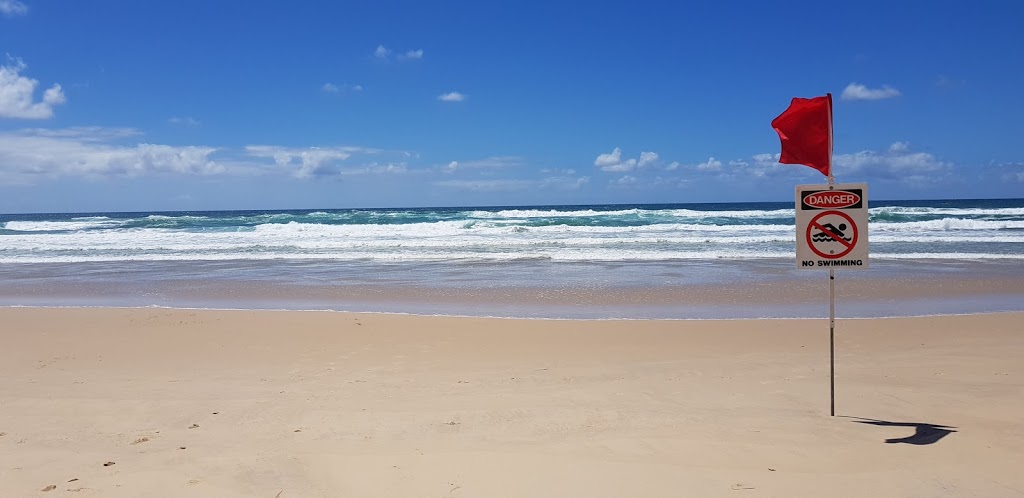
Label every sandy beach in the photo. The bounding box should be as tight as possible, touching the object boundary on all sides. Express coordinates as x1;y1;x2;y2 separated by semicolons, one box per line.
1;307;1021;496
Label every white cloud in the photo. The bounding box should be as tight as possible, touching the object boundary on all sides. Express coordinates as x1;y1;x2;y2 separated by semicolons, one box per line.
399;49;424;60
438;91;466;102
680;152;788;179
841;82;901;101
245;145;375;178
444;156;522;172
43;84;64;104
637;151;659;168
651;176;689;189
445;160;459;173
665;161;680;171
594;147;639;172
0;128;223;182
605;160;637;172
0;0;28;16
745;153;786;177
594;147;622;167
998;163;1024;183
339;162;408;175
696;157;723;171
833;146;951;185
613;175;638;186
0;58;66;119
0;127;414;184
437;173;587;192
539;175;589;190
726;152;821;178
541;168;577;176
22;126;141;141
375;45;422;62
434;179;536;192
322;82;362;94
169;116;201;127
710;145;951;184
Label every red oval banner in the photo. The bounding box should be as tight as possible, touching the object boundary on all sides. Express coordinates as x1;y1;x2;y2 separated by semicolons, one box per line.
804;190;861;209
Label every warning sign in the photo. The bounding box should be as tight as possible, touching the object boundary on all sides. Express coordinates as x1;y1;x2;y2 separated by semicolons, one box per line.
796;183;868;269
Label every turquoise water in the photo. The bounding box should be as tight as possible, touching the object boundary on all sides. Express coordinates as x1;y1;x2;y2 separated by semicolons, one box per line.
2;199;1023;263
1;199;1022;317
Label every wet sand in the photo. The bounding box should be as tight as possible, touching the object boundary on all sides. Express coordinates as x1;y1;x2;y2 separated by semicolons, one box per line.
2;259;1024;318
1;308;1022;496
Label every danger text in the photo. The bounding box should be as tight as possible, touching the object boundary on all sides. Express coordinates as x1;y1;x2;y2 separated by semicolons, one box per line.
804;191;860;209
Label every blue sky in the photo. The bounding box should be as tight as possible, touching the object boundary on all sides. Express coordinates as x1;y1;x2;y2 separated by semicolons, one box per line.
1;0;1022;212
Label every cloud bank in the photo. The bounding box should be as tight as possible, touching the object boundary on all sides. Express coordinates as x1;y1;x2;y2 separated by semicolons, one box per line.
0;0;28;16
594;147;661;172
0;128;222;182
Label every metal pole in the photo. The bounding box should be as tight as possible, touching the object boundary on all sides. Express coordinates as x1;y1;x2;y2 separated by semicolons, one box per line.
829;268;835;416
827;176;836;416
827;92;836;417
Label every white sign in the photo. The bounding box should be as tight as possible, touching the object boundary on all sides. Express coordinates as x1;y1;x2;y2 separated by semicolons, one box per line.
795;183;869;269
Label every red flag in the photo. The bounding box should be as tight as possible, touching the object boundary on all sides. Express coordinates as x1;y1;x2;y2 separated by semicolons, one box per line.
771;93;832;177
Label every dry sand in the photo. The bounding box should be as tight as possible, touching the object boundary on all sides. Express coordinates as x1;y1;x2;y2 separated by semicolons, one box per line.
1;308;1022;496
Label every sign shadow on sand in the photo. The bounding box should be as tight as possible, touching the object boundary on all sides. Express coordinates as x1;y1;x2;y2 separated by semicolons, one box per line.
844;417;958;445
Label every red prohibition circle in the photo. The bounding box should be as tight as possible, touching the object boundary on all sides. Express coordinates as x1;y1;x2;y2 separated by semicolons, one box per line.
806;210;858;259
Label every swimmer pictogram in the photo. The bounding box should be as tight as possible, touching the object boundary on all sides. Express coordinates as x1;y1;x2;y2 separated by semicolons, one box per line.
812;222;852;243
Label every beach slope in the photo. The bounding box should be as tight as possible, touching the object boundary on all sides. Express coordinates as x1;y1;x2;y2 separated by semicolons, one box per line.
1;308;1022;496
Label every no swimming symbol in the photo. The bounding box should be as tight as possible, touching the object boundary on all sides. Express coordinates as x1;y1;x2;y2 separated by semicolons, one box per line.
806;210;858;259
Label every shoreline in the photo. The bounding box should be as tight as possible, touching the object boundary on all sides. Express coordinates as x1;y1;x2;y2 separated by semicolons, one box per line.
3;258;1024;319
3;303;1024;321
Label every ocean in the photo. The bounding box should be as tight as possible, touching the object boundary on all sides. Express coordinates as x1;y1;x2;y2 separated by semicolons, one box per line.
2;199;1023;318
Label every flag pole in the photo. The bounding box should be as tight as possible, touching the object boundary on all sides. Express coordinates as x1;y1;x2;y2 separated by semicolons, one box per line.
829;268;835;416
826;93;835;417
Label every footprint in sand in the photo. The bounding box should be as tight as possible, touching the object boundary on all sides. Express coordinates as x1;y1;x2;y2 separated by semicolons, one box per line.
131;437;150;445
41;484;56;492
189;423;200;429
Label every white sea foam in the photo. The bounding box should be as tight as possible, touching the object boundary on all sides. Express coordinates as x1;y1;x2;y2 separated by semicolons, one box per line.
874;252;1024;260
870;206;1024;216
2;202;1021;265
871;235;1024;243
467;208;796;219
0;248;798;264
3;219;127;231
870;218;1024;231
